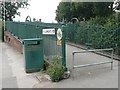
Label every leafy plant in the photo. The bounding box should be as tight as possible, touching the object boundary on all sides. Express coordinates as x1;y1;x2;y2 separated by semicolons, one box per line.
47;56;64;82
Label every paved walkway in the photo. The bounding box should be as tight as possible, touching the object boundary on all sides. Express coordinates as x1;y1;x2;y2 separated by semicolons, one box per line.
1;42;39;88
0;41;2;89
1;42;119;88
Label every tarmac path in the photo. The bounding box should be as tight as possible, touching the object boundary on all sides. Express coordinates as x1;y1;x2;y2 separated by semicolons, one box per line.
1;42;39;88
2;42;18;88
1;42;119;88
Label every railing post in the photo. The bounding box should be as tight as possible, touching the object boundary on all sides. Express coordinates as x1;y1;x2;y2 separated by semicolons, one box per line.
72;52;75;78
111;48;114;70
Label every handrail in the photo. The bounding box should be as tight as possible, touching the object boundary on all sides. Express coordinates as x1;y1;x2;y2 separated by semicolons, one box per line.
72;48;114;78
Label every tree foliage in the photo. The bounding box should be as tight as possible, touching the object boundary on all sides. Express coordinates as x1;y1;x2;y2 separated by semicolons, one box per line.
0;1;29;21
55;2;72;22
55;2;113;22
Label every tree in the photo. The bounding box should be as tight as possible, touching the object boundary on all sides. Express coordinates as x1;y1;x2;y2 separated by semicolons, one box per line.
0;1;29;21
55;2;113;23
73;2;94;20
92;2;113;17
55;2;72;23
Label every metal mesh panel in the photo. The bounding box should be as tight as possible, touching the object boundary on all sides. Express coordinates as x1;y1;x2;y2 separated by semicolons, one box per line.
43;32;62;63
5;21;43;39
66;23;118;49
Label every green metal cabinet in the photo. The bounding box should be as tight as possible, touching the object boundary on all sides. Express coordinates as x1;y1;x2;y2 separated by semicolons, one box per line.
23;38;44;73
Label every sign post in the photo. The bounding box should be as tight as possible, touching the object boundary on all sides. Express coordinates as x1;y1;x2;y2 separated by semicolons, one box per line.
61;25;67;71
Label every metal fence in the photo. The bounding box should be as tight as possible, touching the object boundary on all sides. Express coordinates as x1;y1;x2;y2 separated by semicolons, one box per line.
65;23;118;49
5;21;66;68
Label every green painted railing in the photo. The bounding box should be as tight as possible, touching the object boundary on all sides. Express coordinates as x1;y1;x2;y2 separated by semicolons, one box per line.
5;21;67;69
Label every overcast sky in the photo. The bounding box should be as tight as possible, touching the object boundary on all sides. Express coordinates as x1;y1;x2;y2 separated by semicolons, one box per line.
13;0;118;22
14;0;61;23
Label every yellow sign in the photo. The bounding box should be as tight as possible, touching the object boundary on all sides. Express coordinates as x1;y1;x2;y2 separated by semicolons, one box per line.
57;40;62;46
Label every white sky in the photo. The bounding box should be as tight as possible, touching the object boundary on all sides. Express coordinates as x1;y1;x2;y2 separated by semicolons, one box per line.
14;0;61;23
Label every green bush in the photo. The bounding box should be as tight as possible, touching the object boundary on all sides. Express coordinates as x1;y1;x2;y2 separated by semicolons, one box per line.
75;24;117;49
66;14;120;55
88;16;107;26
47;57;64;82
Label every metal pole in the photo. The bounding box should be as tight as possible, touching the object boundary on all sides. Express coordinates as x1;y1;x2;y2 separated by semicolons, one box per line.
72;53;75;78
72;53;74;70
73;48;113;54
73;61;113;68
62;25;67;71
1;1;5;42
111;48;114;70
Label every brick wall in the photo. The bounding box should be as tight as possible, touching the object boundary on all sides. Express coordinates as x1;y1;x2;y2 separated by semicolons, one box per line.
4;31;23;53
